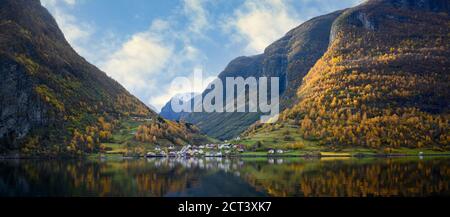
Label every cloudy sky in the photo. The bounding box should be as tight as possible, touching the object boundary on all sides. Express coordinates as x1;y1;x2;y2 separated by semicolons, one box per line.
41;0;363;112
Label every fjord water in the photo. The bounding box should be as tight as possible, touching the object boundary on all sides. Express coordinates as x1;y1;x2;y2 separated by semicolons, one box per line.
0;157;449;197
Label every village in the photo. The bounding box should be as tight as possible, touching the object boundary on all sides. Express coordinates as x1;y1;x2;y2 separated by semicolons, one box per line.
146;143;243;158
145;143;288;158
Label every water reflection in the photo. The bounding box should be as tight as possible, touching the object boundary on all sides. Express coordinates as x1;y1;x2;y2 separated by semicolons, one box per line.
0;157;449;197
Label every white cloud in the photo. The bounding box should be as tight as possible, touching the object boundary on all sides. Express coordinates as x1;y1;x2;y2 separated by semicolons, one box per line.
43;0;77;6
223;0;301;54
40;0;365;112
99;0;211;111
223;0;365;54
102;0;213;111
41;0;93;57
99;32;173;95
183;0;209;35
63;0;77;5
149;69;216;111
41;0;210;112
53;10;92;47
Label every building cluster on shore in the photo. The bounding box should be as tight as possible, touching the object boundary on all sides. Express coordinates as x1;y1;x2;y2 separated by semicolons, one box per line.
146;143;246;158
147;157;246;173
268;149;285;155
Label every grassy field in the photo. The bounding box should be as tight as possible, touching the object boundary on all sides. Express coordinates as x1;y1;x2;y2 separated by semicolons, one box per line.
237;124;450;157
99;121;449;158
102;119;219;155
239;125;319;148
101;119;145;155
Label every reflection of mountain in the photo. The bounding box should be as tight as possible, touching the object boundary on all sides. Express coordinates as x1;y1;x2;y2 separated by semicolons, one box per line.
1;158;449;197
165;171;266;197
240;158;450;197
0;158;262;197
0;160;200;197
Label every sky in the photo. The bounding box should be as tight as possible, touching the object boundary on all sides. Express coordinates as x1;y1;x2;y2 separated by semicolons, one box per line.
41;0;364;112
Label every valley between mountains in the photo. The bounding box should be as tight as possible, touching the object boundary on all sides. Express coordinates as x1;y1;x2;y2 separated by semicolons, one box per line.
0;0;449;157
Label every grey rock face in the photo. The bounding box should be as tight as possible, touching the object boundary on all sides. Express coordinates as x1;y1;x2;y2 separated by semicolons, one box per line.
330;0;450;44
0;56;50;149
389;0;450;12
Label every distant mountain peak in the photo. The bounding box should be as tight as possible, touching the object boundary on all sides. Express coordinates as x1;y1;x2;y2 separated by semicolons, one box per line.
159;92;199;121
172;92;198;103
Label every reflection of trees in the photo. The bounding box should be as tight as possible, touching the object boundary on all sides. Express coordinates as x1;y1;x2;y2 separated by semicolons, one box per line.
0;157;253;197
0;160;206;196
240;158;450;197
0;158;449;197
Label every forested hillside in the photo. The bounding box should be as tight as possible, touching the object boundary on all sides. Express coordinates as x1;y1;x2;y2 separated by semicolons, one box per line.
0;0;203;156
183;10;344;140
244;0;449;150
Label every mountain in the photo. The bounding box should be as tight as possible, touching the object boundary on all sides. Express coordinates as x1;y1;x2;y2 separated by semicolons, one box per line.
160;92;198;121
184;10;345;140
244;0;449;150
0;0;203;155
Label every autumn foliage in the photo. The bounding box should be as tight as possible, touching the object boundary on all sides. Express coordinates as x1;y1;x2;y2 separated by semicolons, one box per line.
279;6;450;149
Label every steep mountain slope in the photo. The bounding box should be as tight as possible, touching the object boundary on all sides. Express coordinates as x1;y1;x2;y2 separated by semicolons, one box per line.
160;92;197;121
183;10;344;140
245;0;449;150
0;0;200;155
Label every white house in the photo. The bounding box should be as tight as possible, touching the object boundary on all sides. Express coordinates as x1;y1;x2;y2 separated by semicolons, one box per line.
207;144;218;149
219;144;231;149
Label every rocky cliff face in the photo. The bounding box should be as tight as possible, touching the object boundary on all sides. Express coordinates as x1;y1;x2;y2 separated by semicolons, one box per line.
0;0;154;153
0;55;47;149
388;0;449;12
330;0;450;42
183;10;344;140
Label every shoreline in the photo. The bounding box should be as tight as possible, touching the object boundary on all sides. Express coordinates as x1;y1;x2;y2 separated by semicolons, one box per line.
239;153;450;158
2;153;450;160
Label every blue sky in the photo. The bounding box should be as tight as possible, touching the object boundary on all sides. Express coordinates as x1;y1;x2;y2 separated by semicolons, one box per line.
41;0;364;111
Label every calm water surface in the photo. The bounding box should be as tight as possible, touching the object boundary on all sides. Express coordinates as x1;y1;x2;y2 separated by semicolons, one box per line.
0;157;449;197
